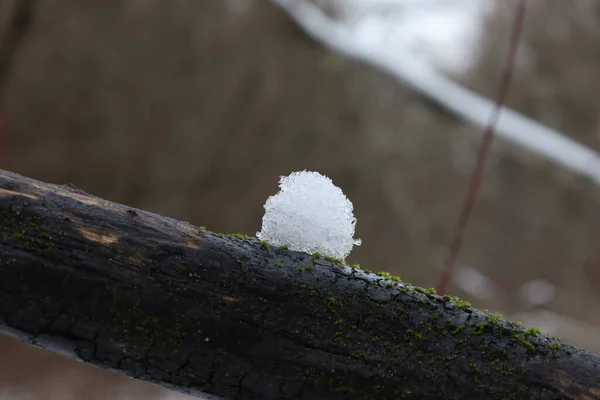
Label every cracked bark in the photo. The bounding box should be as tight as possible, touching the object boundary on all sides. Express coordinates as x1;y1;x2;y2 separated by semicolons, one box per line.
1;168;599;400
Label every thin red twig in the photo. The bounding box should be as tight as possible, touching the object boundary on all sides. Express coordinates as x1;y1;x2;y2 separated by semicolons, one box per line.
436;0;527;295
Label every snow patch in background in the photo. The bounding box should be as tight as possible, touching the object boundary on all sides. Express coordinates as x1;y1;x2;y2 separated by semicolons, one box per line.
333;0;489;72
455;266;496;300
520;279;556;306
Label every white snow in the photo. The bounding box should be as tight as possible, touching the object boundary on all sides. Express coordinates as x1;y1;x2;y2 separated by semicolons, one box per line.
257;170;361;260
337;0;488;72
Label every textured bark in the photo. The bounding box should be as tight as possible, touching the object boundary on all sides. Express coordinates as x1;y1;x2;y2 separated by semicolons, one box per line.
0;168;599;400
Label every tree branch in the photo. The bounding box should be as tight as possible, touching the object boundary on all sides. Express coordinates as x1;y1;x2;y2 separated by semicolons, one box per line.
1;168;599;400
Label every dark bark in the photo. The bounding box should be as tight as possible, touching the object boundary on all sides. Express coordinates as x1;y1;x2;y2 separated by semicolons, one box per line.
0;168;599;400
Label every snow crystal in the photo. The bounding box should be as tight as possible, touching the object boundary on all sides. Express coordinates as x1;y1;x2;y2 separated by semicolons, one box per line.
256;170;361;260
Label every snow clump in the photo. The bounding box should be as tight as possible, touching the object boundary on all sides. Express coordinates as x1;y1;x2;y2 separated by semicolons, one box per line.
256;170;361;260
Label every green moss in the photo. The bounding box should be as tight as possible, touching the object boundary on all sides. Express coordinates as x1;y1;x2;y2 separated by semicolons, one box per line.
87;284;189;367
522;340;535;352
473;322;488;335
325;297;344;314
260;240;270;248
274;262;284;268
11;230;36;246
453;324;467;335
312;252;322;259
525;327;541;337
443;295;471;309
376;271;402;283
8;221;57;257
455;300;471;310
405;329;425;341
512;335;535;352
488;313;502;325
280;243;290;250
414;287;436;295
227;233;252;240
335;331;343;342
324;256;343;263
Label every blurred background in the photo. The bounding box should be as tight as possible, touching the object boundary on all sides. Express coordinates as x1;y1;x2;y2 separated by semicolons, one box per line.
1;0;600;398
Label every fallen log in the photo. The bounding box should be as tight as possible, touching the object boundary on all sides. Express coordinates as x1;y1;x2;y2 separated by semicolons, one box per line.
0;168;599;400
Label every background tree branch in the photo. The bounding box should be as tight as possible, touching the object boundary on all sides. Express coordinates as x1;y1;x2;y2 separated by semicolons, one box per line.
270;0;600;185
1;168;599;400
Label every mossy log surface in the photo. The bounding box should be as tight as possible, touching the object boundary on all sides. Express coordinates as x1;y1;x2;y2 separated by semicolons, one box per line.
1;169;599;400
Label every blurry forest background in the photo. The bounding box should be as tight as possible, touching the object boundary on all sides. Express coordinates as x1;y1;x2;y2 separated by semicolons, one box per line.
1;0;600;399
